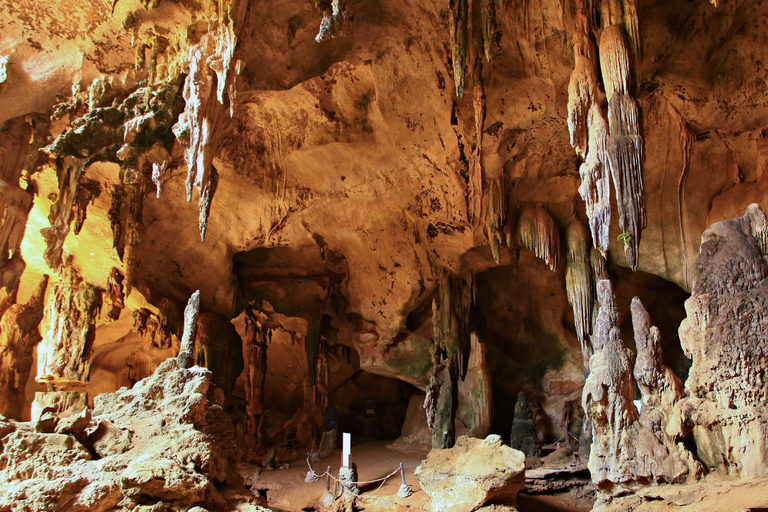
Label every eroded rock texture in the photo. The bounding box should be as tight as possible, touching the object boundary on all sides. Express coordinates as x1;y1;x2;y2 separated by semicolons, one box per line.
0;358;257;512
583;280;699;491
35;264;102;414
674;204;768;478
415;434;525;512
0;275;48;419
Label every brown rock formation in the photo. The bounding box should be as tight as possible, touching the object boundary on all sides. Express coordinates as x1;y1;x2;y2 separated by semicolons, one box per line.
674;204;768;478
0;275;49;419
583;280;699;491
415;434;525;512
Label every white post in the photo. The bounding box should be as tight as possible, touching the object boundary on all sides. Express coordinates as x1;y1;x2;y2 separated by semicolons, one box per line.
342;432;351;467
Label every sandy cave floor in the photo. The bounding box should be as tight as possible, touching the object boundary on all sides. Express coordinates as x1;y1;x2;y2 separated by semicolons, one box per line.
242;440;594;512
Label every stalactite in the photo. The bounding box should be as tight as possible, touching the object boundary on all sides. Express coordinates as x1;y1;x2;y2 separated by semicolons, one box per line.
486;176;509;264
600;25;646;270
108;184;124;260
598;0;640;57
0;275;48;419
177;290;200;369
40;159;86;270
173;4;245;241
449;0;469;98
103;268;125;323
590;246;609;282
516;206;561;271
73;179;101;236
475;0;497;63
0;179;34;294
578;103;611;255
566;220;594;356
746;203;768;262
473;78;486;150
315;0;348;42
432;273;474;380
567;13;599;159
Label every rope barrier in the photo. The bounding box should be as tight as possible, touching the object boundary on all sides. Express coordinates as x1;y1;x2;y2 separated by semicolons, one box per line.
305;452;403;497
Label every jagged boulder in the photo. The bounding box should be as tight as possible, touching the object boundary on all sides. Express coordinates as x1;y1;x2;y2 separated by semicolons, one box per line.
673;204;768;478
415;434;525;512
0;358;256;512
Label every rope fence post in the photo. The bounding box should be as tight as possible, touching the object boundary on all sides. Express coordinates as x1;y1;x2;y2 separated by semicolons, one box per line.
397;462;413;498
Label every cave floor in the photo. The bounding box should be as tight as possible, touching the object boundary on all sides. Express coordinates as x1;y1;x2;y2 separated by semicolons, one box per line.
243;439;595;512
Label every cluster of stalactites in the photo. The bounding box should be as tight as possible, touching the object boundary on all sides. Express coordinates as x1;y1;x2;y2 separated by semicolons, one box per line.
315;0;348;42
586;0;640;57
516;206;561;271
746;203;768;263
432;273;475;380
600;25;646;270
567;6;646;270
566;220;595;355
486;176;510;263
172;3;245;241
449;0;497;99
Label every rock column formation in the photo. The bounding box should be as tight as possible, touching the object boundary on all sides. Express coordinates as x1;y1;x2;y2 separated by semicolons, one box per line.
674;204;768;478
35;264;102;414
583;280;700;492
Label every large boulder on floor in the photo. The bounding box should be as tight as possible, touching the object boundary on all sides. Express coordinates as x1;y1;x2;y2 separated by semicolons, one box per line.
415;434;525;511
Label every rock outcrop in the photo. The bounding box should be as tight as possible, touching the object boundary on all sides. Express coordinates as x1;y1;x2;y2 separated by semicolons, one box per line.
674;204;768;478
415;434;525;512
0;357;255;511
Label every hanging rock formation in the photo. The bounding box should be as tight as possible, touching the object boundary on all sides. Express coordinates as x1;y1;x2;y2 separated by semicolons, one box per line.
172;1;247;241
599;25;646;271
315;0;348;42
449;0;469;98
486;176;510;264
517;206;561;271
673;204;768;478
583;279;700;491
566;219;595;359
0;275;49;420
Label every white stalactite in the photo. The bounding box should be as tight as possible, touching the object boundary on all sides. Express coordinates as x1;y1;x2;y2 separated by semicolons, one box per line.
516;206;561;271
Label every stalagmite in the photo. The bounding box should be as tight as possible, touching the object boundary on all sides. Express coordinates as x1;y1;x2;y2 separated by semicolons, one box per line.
244;306;270;461
449;0;468;98
486;176;509;263
631;297;683;413
35;264;102;414
584;280;701;488
458;332;493;438
0;275;49;419
565;219;594;356
516;206;561;271
600;25;646;270
177;290;201;369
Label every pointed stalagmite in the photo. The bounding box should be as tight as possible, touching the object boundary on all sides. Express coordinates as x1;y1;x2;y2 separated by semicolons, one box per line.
178;290;201;369
516;206;561;271
600;25;646;270
566;220;594;355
